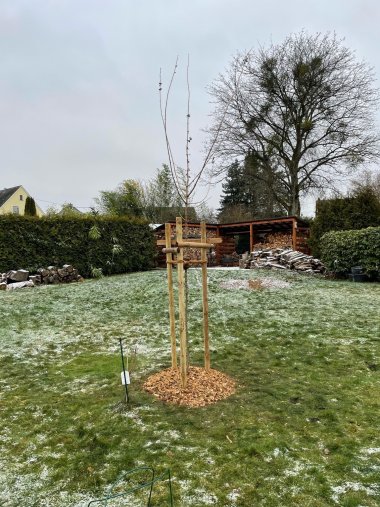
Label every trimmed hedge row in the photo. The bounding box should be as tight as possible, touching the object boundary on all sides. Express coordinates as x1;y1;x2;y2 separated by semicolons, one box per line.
320;226;380;276
0;215;155;277
309;189;380;257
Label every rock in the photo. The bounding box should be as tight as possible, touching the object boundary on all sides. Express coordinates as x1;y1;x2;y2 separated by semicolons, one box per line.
0;282;7;290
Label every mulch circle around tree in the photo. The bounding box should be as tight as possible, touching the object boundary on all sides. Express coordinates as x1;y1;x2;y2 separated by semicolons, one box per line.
143;366;236;408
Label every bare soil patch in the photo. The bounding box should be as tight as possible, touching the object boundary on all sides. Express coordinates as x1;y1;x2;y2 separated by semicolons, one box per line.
220;278;291;290
143;366;236;407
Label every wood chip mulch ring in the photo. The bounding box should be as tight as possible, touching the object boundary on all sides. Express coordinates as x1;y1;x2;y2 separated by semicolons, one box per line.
143;366;236;407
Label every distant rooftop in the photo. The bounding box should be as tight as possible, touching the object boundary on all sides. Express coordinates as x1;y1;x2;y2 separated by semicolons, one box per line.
0;186;22;207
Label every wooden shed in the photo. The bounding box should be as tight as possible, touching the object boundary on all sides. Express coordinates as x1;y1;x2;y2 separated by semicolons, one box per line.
154;216;310;267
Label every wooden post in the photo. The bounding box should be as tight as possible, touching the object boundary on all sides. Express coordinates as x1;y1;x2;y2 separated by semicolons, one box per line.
249;223;254;253
165;223;177;369
200;221;210;371
216;225;221;265
292;218;297;251
176;217;188;387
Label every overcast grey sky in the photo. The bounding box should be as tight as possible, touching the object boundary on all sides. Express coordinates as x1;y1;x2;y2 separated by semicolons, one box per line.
1;0;379;215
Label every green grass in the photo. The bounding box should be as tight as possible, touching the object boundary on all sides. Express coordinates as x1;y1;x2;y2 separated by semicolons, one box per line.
0;268;379;506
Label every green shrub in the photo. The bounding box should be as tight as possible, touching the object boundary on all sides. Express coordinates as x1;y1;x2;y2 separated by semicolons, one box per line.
0;215;155;277
310;188;380;257
320;226;380;276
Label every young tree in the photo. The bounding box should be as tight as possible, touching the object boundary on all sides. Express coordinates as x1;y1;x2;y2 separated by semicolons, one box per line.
44;205;59;216
144;164;182;222
59;203;82;216
207;32;380;216
24;196;37;216
195;201;216;223
96;179;145;217
160;55;239;222
159;55;238;387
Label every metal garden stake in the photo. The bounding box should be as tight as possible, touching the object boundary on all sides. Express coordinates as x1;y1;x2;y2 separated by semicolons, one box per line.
119;337;130;403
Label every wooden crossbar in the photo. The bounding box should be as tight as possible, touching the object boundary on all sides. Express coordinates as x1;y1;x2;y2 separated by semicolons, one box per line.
162;247;180;254
157;238;222;246
166;259;208;265
176;241;215;249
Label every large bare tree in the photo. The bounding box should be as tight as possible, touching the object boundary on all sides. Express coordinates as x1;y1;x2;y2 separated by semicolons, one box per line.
207;32;380;216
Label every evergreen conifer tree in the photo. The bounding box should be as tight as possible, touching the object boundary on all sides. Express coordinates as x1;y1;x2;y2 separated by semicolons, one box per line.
24;196;37;216
218;159;286;222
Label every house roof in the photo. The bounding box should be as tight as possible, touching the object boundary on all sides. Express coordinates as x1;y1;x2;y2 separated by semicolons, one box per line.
0;186;22;207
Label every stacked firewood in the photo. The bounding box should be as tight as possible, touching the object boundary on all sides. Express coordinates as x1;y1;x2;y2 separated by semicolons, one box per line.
0;264;84;291
240;248;325;274
36;265;84;284
254;233;293;250
155;226;218;264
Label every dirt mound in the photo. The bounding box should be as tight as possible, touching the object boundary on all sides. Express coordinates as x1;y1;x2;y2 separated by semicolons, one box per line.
143;366;236;408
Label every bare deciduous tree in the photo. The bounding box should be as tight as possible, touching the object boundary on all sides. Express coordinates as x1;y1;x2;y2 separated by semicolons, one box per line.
159;55;236;221
351;168;380;200
207;32;380;216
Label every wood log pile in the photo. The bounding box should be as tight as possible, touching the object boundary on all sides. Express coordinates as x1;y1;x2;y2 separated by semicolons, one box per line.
240;248;325;274
155;225;219;264
0;264;84;291
254;233;293;250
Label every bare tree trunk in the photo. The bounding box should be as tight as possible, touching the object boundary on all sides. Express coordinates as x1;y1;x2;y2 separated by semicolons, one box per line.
290;183;301;216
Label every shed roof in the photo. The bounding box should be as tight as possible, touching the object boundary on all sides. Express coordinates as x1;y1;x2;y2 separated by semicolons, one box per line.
153;216;309;232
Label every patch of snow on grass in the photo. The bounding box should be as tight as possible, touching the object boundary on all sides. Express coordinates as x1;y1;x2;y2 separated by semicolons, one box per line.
331;481;379;503
207;267;241;271
283;460;307;477
122;409;148;431
226;488;241;504
363;447;380;455
181;484;218;505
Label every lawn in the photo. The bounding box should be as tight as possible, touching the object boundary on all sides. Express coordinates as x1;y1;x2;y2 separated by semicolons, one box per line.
0;268;379;506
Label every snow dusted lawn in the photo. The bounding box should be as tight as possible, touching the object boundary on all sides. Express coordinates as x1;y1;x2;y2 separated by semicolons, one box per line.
0;269;379;506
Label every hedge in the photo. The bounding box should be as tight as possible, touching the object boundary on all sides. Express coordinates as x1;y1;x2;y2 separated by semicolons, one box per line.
0;215;155;277
320;226;380;276
309;188;380;257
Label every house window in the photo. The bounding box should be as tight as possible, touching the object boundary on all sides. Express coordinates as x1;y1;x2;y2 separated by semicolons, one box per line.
12;206;19;214
20;195;23;201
